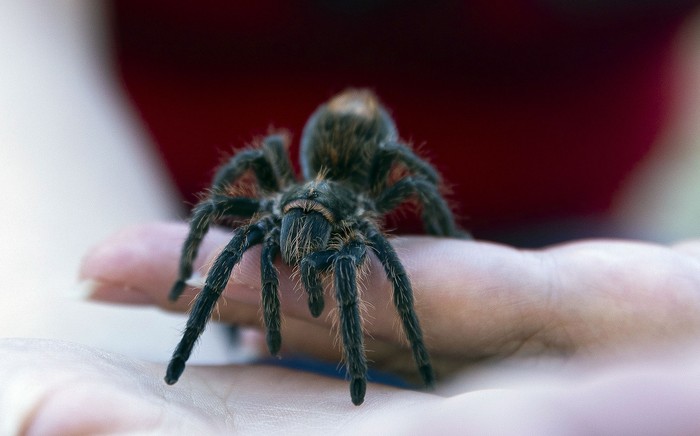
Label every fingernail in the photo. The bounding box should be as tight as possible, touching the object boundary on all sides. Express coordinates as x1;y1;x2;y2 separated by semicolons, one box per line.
74;279;155;305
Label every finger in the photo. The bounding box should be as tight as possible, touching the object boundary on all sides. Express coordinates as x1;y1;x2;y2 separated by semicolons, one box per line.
80;222;307;314
79;222;217;310
82;223;700;363
80;222;554;359
81;224;417;365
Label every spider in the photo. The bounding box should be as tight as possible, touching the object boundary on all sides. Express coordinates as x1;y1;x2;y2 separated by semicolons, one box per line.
164;89;463;405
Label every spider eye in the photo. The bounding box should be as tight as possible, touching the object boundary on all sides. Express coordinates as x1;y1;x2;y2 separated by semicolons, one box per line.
279;209;331;265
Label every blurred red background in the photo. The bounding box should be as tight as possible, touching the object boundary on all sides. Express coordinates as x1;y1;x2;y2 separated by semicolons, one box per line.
108;1;700;244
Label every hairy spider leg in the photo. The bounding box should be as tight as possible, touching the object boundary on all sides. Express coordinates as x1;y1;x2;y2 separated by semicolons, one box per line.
170;135;295;301
367;141;466;238
260;226;282;355
299;250;335;317
259;134;296;187
170;196;262;300
375;176;457;237
369;141;440;190
333;240;369;405
165;221;269;385
363;222;436;389
211;135;292;194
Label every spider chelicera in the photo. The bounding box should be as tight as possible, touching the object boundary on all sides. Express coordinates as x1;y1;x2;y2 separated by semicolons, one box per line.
164;89;463;405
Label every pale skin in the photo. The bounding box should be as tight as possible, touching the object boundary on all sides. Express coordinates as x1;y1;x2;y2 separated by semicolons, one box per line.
5;222;700;434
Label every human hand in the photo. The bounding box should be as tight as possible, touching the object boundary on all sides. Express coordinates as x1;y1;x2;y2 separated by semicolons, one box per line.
81;223;700;380
9;222;700;434
10;221;700;433
8;337;700;435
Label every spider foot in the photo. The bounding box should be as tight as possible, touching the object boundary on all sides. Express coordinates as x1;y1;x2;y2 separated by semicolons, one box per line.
350;377;366;406
419;364;436;389
165;357;186;385
169;280;187;302
266;330;281;356
308;297;325;318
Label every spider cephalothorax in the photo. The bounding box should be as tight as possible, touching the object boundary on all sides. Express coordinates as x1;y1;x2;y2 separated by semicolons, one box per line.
164;89;463;405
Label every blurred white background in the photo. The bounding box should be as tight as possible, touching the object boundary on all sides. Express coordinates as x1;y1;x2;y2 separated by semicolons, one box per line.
0;2;230;362
615;5;700;241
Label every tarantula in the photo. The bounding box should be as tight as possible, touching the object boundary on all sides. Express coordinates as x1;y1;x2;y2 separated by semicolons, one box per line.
165;89;462;405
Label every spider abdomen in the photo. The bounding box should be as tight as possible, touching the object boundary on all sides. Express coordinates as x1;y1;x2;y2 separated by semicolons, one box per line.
300;89;398;189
